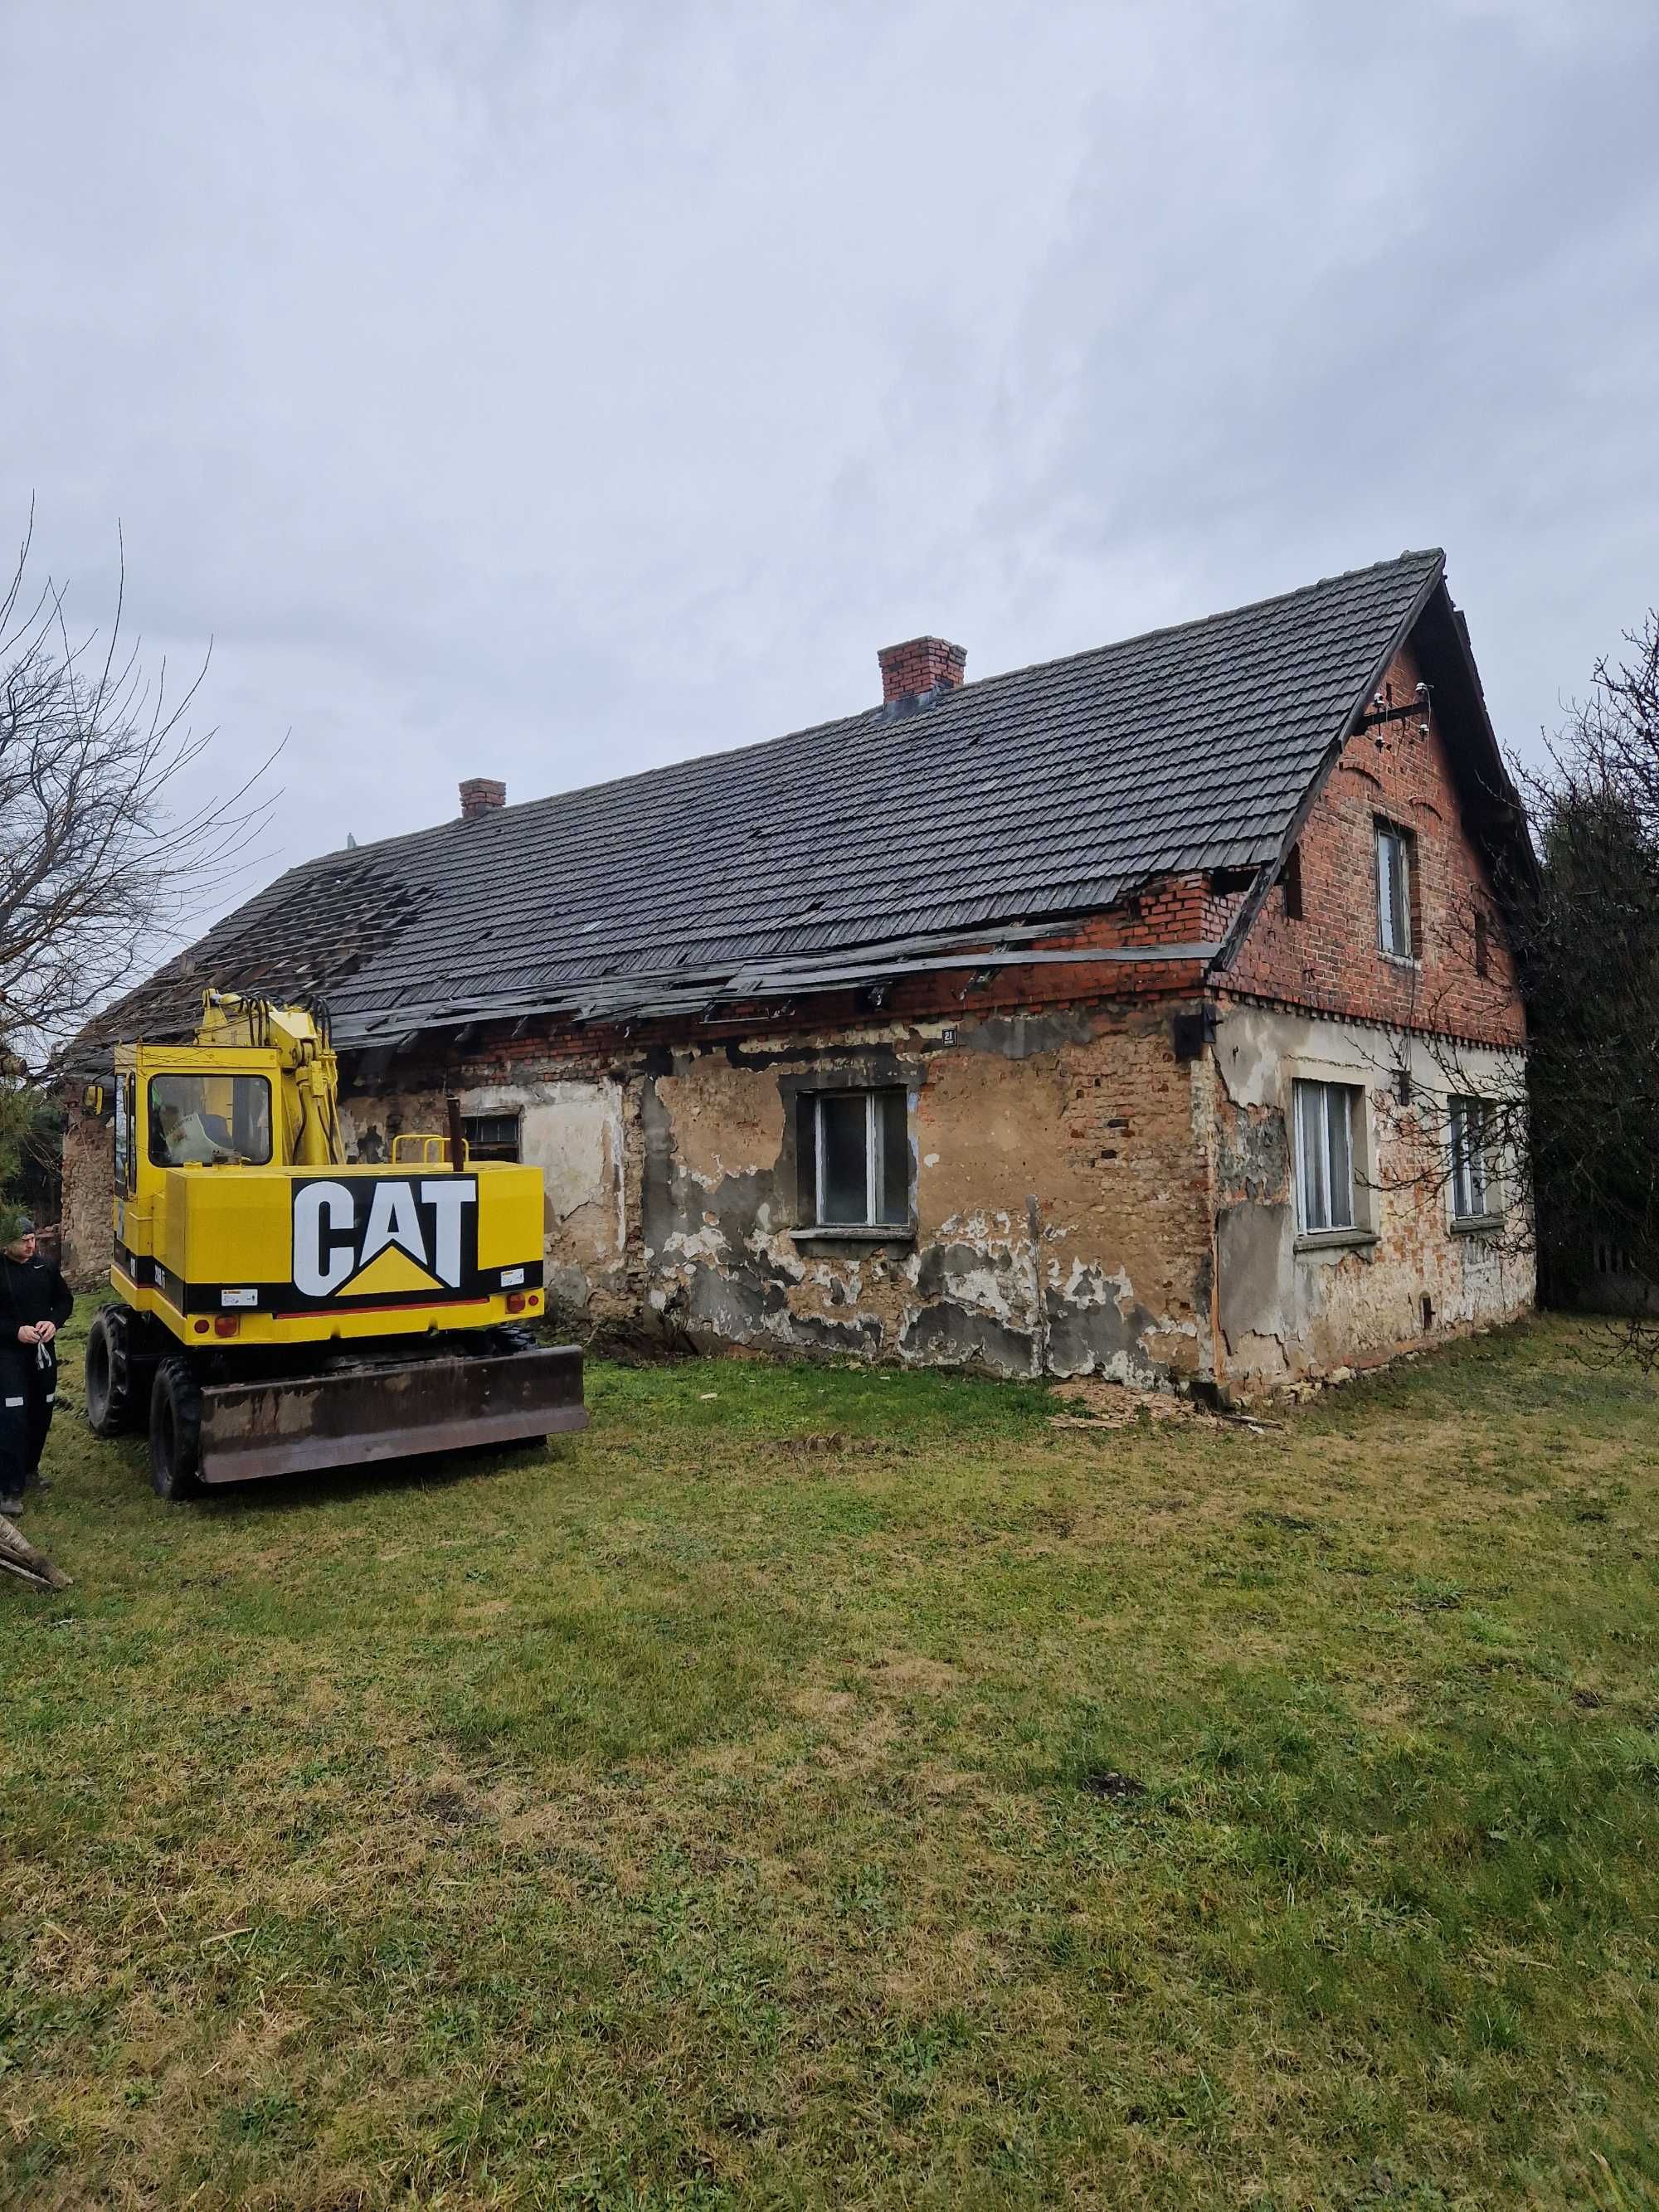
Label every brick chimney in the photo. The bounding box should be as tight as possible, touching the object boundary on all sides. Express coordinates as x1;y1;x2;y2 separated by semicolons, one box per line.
459;777;505;820
878;635;966;705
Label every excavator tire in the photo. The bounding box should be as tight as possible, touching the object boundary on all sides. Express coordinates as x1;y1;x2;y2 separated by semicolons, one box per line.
84;1306;134;1437
149;1358;205;1502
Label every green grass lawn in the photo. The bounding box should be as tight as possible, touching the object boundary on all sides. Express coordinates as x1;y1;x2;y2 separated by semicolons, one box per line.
3;1309;1658;2210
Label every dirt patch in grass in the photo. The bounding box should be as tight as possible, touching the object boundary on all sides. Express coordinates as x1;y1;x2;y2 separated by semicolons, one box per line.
1075;1763;1147;1801
1050;1375;1209;1427
871;1653;962;1694
766;1431;900;1460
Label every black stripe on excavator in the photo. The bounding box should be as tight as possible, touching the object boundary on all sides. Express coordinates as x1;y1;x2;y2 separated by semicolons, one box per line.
172;1262;546;1315
113;1242;159;1288
116;1248;220;1312
114;1243;544;1314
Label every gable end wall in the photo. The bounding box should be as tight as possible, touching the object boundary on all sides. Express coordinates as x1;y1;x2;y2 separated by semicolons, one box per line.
1226;641;1525;1048
1205;636;1533;1387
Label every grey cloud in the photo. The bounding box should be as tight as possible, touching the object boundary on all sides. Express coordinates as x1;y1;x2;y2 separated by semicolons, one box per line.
1;0;1652;943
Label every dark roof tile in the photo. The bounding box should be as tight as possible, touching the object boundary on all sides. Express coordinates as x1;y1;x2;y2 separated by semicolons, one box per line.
76;548;1444;1052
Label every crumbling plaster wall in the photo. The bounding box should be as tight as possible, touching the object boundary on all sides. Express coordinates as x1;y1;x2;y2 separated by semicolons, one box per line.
1209;1004;1533;1390
640;1004;1215;1381
333;1002;1216;1380
338;1073;631;1312
58;997;1534;1390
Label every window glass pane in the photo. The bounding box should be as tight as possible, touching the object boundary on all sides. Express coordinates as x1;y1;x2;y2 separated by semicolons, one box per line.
462;1113;520;1161
1377;825;1413;956
1295;1081;1327;1232
1376;829;1394;950
877;1089;909;1224
1326;1087;1355;1229
1470;1105;1488;1213
1296;1080;1359;1232
818;1093;870;1223
1449;1100;1467;1215
1376;828;1394;951
113;1082;130;1193
1450;1097;1488;1217
148;1075;272;1166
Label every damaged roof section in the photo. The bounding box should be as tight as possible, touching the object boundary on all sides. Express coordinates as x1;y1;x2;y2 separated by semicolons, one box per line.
72;547;1520;1060
74;853;424;1057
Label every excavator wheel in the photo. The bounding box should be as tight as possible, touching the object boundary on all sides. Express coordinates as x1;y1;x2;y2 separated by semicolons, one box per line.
85;1305;135;1437
148;1358;204;1502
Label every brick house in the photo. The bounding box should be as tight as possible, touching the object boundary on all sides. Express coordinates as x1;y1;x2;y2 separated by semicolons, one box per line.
61;548;1535;1394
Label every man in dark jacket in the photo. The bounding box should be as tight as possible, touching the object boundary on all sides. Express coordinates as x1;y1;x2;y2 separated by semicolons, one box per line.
0;1218;73;1516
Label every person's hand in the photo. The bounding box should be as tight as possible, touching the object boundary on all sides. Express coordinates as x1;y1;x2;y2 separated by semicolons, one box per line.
16;1324;40;1346
35;1320;56;1345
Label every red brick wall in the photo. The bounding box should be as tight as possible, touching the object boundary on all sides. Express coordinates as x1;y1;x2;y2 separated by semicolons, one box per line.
1224;642;1525;1048
878;637;967;701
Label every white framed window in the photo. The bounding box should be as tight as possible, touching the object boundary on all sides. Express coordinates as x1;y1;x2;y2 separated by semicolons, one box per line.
1294;1078;1360;1234
799;1089;909;1228
1449;1096;1494;1222
1376;820;1415;960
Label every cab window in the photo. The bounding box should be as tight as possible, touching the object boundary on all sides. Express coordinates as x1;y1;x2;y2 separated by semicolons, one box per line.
148;1074;274;1166
114;1078;132;1192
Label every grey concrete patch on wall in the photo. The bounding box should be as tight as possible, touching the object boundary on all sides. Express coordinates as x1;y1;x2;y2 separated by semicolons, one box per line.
899;1298;1034;1372
1214;1103;1289;1207
639;1077;682;1263
673;1258;791;1342
957;1009;1098;1061
913;1239;1021;1305
1216;1199;1291;1354
1044;1276;1160;1383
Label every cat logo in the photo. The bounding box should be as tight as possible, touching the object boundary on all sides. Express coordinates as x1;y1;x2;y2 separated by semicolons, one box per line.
291;1177;479;1302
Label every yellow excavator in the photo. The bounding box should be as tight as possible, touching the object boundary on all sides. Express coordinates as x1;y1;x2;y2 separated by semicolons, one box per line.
81;992;585;1497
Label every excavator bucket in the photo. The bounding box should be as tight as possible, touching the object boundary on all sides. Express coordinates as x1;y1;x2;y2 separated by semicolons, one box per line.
192;1341;586;1485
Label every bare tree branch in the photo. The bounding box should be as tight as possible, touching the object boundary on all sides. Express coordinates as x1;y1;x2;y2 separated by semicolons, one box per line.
0;516;281;1077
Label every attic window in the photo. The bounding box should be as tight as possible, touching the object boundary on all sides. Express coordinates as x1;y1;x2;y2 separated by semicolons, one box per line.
1474;910;1490;977
1282;844;1304;921
1375;820;1417;960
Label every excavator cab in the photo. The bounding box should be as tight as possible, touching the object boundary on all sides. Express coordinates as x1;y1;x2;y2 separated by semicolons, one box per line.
85;993;586;1496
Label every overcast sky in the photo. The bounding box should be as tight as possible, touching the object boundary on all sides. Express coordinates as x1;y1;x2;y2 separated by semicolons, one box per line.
3;0;1656;938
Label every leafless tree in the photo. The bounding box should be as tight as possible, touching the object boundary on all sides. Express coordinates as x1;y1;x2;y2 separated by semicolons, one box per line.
0;508;275;1077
